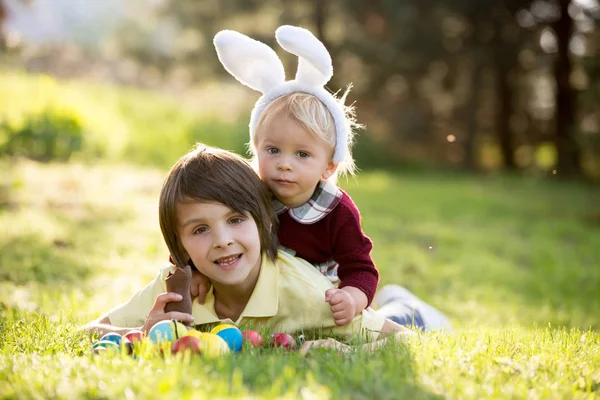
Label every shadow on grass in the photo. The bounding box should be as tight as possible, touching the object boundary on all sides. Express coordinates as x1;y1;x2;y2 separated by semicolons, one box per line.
233;340;440;399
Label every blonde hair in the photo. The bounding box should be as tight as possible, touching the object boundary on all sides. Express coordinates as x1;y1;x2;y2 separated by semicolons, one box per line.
251;91;360;183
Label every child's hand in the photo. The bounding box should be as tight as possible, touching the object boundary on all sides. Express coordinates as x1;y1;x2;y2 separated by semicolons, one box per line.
325;288;356;326
142;292;194;332
190;269;210;304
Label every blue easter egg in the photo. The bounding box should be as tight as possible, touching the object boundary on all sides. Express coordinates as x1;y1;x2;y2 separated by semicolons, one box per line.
211;324;243;353
92;340;119;352
148;320;187;344
148;320;175;343
100;332;122;346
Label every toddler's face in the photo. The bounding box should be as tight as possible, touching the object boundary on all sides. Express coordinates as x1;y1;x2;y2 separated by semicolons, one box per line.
176;201;262;290
255;114;337;207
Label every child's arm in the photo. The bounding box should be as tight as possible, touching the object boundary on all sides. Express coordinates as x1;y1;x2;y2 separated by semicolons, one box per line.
324;286;368;326
299;318;416;355
190;268;211;304
83;292;194;338
328;196;379;320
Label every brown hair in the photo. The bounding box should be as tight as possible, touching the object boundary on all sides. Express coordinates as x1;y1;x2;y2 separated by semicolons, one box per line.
159;144;279;269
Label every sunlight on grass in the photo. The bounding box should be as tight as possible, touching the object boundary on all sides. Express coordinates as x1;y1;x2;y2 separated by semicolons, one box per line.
0;161;167;318
0;70;252;167
344;172;600;330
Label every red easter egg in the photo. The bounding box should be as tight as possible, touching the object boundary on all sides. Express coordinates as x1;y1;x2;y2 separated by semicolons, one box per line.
123;329;145;344
270;333;296;350
171;336;201;355
242;330;264;348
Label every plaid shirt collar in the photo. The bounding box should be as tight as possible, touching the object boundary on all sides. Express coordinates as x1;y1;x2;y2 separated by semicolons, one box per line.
273;180;342;224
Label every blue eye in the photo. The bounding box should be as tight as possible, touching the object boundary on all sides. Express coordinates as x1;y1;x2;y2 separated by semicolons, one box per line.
266;147;279;155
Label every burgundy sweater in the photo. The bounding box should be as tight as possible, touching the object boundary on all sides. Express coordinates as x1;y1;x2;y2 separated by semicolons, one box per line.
277;190;379;305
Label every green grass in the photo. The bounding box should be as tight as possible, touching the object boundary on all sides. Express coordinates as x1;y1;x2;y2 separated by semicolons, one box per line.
0;70;252;167
1;160;599;399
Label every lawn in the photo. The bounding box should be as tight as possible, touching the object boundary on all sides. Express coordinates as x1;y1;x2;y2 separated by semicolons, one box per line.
1;159;599;399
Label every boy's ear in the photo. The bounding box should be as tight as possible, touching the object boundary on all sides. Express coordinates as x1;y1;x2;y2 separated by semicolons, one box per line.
321;161;338;180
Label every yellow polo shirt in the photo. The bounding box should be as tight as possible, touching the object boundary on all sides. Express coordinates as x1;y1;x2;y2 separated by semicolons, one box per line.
108;251;385;341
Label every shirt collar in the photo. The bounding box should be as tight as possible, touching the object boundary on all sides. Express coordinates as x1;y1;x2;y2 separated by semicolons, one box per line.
273;180;342;224
191;253;279;325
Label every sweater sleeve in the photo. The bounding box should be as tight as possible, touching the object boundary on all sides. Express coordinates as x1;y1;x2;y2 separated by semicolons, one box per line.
330;194;379;306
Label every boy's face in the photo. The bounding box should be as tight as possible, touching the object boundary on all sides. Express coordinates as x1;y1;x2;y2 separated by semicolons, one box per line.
176;201;262;290
255;113;337;207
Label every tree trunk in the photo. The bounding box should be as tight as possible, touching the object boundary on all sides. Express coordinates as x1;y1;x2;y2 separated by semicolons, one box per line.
496;63;517;169
314;0;329;51
463;57;483;170
314;0;340;90
553;0;581;177
0;0;7;51
493;40;517;170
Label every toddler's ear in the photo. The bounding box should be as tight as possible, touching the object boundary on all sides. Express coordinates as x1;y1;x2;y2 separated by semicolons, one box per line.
322;162;338;180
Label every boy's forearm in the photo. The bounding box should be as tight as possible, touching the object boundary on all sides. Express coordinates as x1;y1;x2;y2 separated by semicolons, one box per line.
81;315;140;339
361;319;417;351
340;286;368;315
84;323;138;339
301;329;416;355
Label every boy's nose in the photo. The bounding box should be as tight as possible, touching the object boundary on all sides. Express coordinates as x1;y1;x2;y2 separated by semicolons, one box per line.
213;228;234;248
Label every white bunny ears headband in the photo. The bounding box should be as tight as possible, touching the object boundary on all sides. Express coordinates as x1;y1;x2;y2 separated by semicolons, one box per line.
214;25;349;164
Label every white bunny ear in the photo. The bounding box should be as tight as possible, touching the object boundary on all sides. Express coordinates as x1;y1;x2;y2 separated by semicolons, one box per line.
275;25;332;87
214;30;285;93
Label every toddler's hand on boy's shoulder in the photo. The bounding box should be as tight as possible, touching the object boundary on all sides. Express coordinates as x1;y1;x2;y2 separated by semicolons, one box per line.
325;288;356;326
190;269;210;304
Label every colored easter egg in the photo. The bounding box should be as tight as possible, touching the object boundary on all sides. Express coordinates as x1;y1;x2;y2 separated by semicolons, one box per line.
270;333;296;350
99;332;122;346
242;330;264;348
92;340;119;353
210;324;243;353
148;320;188;344
171;336;201;355
123;329;145;344
187;331;230;358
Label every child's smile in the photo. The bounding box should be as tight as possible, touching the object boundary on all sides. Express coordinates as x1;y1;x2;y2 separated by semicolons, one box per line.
213;254;242;269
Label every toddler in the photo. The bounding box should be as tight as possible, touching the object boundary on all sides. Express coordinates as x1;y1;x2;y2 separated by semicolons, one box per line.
213;26;379;326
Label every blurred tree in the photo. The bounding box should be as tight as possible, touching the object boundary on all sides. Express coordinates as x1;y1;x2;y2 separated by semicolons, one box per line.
553;0;581;176
489;0;538;171
101;0;597;177
341;0;446;165
580;8;600;176
0;0;7;51
522;0;594;177
341;0;535;170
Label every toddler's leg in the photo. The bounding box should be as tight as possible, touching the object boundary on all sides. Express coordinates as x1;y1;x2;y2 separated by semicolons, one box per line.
374;284;452;331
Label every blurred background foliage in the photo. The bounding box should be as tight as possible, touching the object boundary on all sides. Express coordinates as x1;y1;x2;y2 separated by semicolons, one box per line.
0;0;599;178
